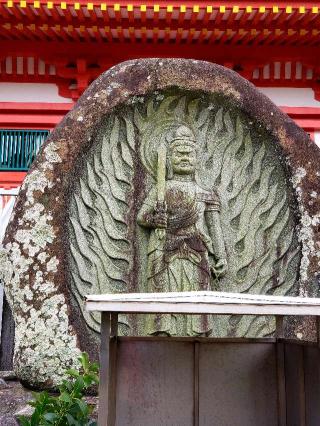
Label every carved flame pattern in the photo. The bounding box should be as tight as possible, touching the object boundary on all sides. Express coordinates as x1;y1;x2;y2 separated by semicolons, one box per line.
69;115;134;333
68;93;301;337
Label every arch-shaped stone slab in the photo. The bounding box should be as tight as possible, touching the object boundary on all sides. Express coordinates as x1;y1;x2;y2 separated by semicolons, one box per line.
1;59;320;388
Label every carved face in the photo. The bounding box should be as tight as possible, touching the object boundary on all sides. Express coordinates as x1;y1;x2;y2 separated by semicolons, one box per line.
170;143;197;175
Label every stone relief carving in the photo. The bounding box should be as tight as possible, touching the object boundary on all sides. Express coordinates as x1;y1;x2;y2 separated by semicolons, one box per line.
68;92;301;337
137;124;227;336
68;114;134;335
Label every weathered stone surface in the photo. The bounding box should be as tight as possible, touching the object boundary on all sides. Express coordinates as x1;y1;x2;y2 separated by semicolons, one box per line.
0;380;32;425
0;371;16;381
1;59;320;388
0;379;8;388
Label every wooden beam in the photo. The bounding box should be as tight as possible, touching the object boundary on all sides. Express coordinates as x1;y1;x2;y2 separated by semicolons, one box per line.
194;341;199;426
3;39;320;64
86;291;320;316
276;342;287;426
97;312;118;426
0;102;73;129
276;315;284;338
0;171;26;188
98;312;110;426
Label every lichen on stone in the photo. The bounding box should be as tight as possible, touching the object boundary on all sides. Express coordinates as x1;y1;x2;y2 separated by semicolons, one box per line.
22;170;53;206
46;256;59;273
291;166;307;187
14;295;80;386
128;95;145;104
44;143;62;164
291;166;319;285
0;146;80;388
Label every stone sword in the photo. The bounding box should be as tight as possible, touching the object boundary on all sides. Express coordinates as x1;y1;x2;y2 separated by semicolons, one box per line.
156;144;167;240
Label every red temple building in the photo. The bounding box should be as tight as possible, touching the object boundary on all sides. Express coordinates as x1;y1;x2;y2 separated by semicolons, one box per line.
1;0;320;220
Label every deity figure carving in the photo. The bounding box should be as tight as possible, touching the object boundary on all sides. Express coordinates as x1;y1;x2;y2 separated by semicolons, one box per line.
69;92;301;338
137;125;227;335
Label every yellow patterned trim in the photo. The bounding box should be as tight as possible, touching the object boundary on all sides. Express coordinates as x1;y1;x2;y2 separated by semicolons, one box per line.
1;3;320;13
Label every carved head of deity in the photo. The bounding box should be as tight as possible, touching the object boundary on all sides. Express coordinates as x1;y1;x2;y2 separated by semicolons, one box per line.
167;125;197;176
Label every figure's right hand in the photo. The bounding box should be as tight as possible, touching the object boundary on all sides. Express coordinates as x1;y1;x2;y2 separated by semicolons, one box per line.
153;202;168;229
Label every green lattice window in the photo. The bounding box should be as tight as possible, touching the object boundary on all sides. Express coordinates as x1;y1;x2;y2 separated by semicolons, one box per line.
0;130;49;171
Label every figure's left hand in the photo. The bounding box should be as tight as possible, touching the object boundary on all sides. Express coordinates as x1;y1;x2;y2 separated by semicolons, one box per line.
212;258;228;278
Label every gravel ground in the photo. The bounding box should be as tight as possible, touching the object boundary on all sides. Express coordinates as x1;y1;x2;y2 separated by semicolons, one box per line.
0;376;32;425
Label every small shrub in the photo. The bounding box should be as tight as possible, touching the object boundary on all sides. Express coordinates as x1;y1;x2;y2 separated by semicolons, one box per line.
19;352;99;426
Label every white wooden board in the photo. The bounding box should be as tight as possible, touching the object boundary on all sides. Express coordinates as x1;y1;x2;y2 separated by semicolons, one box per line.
86;291;320;316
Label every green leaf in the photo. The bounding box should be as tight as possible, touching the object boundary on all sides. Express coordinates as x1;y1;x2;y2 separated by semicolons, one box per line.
30;407;43;426
43;412;58;423
61;380;74;393
21;353;99;426
89;362;99;373
59;391;72;404
65;413;80;425
80;352;89;371
83;372;99;387
74;376;85;393
75;399;89;416
67;368;80;378
18;416;31;426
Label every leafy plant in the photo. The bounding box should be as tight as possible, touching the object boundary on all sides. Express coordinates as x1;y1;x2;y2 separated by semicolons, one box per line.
19;353;99;426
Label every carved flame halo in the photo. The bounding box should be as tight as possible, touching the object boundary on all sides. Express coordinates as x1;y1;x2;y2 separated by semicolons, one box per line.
139;120;199;179
134;96;201;179
68;92;301;338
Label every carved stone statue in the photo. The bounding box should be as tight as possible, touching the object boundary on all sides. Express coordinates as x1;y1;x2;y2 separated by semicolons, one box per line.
137;125;227;335
65;92;302;338
3;59;316;388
